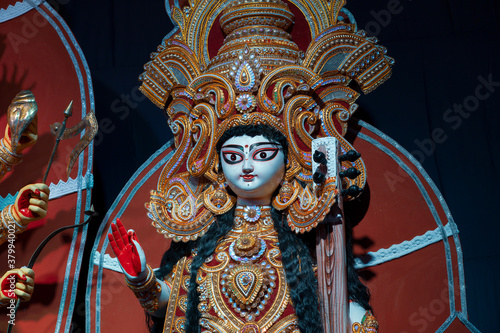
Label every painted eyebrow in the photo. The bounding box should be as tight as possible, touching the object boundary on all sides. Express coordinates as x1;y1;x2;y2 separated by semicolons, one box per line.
221;142;279;151
249;142;279;151
221;144;243;151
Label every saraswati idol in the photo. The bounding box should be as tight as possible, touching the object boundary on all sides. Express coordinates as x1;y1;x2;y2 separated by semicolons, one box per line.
108;0;393;332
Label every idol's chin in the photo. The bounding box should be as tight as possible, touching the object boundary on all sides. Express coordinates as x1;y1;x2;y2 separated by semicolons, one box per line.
232;188;262;199
232;188;278;206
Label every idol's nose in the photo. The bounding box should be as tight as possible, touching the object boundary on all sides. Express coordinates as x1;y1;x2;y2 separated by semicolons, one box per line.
242;158;254;173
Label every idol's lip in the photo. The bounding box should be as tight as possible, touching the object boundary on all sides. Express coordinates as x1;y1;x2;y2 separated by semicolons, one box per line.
241;174;255;181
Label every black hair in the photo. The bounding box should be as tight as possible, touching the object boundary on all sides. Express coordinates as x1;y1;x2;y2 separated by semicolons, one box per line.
271;207;323;332
146;124;372;332
183;207;236;332
345;218;372;311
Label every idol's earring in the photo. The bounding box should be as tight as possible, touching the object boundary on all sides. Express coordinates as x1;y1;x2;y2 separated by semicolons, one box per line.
203;173;236;215
272;170;300;211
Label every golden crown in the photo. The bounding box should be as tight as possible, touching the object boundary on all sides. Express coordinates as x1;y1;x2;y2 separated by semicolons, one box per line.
140;0;394;242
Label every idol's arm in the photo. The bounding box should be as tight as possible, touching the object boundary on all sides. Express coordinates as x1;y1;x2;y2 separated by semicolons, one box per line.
108;219;171;316
349;301;379;333
0;184;50;245
0;117;38;181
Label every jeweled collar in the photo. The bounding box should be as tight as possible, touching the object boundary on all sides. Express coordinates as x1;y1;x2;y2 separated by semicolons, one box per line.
235;205;271;222
233;205;274;233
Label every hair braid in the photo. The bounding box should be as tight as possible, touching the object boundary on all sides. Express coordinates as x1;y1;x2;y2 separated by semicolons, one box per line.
184;207;235;332
272;207;323;333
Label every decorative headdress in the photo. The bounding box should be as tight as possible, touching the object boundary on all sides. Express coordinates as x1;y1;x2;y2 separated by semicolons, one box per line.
141;0;393;242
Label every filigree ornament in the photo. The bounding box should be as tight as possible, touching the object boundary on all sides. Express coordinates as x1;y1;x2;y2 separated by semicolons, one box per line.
272;179;300;211
222;262;277;321
203;174;236;215
234;205;274;229
235;93;257;113
229;46;263;93
147;173;216;242
243;206;261;222
230;236;267;262
235;63;255;91
142;0;393;241
303;27;394;94
287;181;339;233
139;39;201;108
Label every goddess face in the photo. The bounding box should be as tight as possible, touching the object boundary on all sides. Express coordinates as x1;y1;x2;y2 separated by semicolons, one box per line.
220;135;285;206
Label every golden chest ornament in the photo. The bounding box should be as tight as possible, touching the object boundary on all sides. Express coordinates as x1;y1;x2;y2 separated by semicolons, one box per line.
196;206;299;333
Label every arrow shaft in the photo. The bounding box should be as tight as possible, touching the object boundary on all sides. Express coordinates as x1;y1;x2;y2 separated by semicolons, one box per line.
42;114;69;183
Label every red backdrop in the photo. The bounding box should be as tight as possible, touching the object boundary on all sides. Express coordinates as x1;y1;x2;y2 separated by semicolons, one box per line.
0;2;94;332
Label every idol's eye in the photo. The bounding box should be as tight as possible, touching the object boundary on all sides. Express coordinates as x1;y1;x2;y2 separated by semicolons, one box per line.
253;148;279;161
222;151;243;164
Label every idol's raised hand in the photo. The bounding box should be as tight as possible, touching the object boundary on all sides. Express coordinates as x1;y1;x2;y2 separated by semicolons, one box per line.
13;183;50;226
0;267;35;305
108;219;147;281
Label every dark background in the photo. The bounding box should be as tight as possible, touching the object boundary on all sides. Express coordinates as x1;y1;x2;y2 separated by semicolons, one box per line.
52;0;499;331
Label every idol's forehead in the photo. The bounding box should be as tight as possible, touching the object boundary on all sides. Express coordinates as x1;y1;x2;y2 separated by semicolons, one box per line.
221;135;278;148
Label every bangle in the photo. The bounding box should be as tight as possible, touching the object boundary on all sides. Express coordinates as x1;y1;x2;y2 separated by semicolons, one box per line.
0;138;22;176
125;265;162;313
2;205;26;232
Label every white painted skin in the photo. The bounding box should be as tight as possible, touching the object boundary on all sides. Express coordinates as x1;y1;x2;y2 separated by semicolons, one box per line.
349;301;368;325
220;135;285;206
